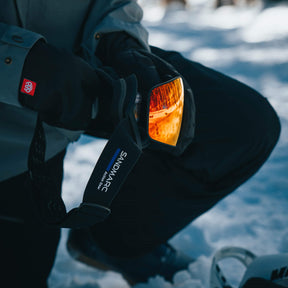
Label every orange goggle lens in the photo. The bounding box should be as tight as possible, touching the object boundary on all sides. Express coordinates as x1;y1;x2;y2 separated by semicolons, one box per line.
148;77;184;146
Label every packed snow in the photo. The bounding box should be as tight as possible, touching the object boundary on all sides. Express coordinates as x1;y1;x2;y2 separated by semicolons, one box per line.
48;1;288;287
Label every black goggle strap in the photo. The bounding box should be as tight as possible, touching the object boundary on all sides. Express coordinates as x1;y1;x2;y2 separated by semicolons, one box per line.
63;115;142;228
28;76;142;228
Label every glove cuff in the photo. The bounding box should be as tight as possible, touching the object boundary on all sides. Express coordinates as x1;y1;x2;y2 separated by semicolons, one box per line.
18;40;51;110
96;32;146;66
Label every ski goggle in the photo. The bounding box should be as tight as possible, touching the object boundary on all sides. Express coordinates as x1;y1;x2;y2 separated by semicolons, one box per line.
137;76;185;147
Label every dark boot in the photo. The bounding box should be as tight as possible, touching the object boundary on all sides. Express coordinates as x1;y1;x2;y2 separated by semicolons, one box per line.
66;228;194;285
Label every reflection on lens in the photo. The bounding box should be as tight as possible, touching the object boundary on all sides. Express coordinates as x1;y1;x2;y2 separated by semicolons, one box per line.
148;77;184;146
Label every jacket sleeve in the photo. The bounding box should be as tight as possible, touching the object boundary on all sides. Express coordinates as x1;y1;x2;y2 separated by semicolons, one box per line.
81;0;149;66
0;22;44;107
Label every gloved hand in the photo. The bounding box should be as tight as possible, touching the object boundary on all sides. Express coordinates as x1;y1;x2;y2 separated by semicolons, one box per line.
95;32;196;155
19;40;118;131
96;32;163;98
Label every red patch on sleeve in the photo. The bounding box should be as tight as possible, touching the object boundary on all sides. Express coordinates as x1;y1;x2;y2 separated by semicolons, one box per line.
20;78;37;96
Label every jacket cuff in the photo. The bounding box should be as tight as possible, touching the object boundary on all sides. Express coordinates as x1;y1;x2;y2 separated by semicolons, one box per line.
0;23;45;107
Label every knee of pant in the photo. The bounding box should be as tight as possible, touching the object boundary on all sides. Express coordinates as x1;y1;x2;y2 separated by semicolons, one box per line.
238;90;281;150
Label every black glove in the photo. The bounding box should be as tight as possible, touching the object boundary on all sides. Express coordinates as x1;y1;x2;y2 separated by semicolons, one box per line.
95;32;196;156
19;40;117;131
96;32;188;122
96;32;163;98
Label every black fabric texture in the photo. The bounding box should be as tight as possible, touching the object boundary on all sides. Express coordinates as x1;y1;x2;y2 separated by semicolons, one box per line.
96;32;162;99
19;40;104;130
85;72;138;139
0;150;65;287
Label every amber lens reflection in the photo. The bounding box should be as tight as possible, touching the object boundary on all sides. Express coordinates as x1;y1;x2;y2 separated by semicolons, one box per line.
148;77;184;146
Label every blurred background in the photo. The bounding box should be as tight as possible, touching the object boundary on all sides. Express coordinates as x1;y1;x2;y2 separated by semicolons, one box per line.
139;0;287;11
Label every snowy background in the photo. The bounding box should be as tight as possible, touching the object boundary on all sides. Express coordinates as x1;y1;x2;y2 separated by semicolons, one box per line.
48;0;288;287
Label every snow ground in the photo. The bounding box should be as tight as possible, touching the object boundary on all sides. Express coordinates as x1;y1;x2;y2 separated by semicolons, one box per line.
48;1;288;287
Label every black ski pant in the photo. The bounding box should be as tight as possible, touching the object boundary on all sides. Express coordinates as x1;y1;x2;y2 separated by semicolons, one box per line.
0;48;280;287
0;151;65;288
89;47;281;257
